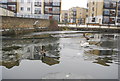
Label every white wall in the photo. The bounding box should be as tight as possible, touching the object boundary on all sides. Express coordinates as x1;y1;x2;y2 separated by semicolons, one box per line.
0;7;15;16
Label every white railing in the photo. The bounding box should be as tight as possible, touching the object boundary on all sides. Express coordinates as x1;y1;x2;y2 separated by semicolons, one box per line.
15;13;50;19
58;24;120;29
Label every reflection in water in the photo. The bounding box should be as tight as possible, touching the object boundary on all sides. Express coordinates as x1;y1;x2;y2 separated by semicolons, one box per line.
93;57;113;66
1;38;61;69
2;60;20;69
84;49;118;66
1;32;119;79
85;50;117;56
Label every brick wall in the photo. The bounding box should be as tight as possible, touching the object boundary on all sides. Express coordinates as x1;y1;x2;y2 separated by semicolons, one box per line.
1;16;50;29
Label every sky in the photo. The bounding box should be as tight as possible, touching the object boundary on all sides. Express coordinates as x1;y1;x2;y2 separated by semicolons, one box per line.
61;0;88;10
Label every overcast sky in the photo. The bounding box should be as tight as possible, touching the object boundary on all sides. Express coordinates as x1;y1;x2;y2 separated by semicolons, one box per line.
61;0;88;10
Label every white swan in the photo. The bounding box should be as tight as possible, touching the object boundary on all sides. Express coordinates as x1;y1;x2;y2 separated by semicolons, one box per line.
80;41;89;47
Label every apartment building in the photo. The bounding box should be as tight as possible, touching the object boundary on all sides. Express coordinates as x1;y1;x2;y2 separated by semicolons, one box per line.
0;0;17;13
44;0;61;21
60;10;68;23
68;7;87;25
0;0;61;21
86;0;120;26
17;0;61;21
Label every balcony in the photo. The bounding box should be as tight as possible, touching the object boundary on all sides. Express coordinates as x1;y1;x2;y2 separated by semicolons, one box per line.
0;0;7;4
44;2;53;6
52;2;61;7
7;6;17;13
44;11;53;14
8;0;16;2
34;2;41;7
52;11;60;15
104;3;116;9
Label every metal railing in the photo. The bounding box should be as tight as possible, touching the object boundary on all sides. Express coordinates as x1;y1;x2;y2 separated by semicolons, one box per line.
15;13;50;19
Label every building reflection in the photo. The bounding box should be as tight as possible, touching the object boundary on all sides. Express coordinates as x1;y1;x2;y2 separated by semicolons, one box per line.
84;33;118;48
93;57;113;66
84;49;118;66
1;43;61;69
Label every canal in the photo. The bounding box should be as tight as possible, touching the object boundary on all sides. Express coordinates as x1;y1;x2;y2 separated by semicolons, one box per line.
0;31;119;79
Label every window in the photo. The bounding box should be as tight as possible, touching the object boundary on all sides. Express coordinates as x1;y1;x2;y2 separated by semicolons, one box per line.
92;17;95;22
103;17;109;24
35;2;41;6
87;3;88;7
104;10;110;15
21;7;24;11
110;10;116;16
92;13;94;17
93;1;95;5
104;2;110;8
117;19;120;23
110;2;116;8
92;7;94;11
27;7;30;11
34;8;41;14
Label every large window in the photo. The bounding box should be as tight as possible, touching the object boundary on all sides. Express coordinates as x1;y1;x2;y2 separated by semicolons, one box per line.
34;8;41;14
104;2;110;8
103;17;109;24
110;2;116;8
104;10;110;15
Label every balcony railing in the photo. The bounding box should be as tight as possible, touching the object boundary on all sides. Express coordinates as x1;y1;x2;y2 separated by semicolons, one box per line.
44;2;53;6
104;3;116;9
45;11;60;15
52;2;61;7
34;2;41;7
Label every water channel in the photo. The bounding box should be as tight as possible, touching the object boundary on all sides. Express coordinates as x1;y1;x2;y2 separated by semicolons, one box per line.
0;31;119;79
